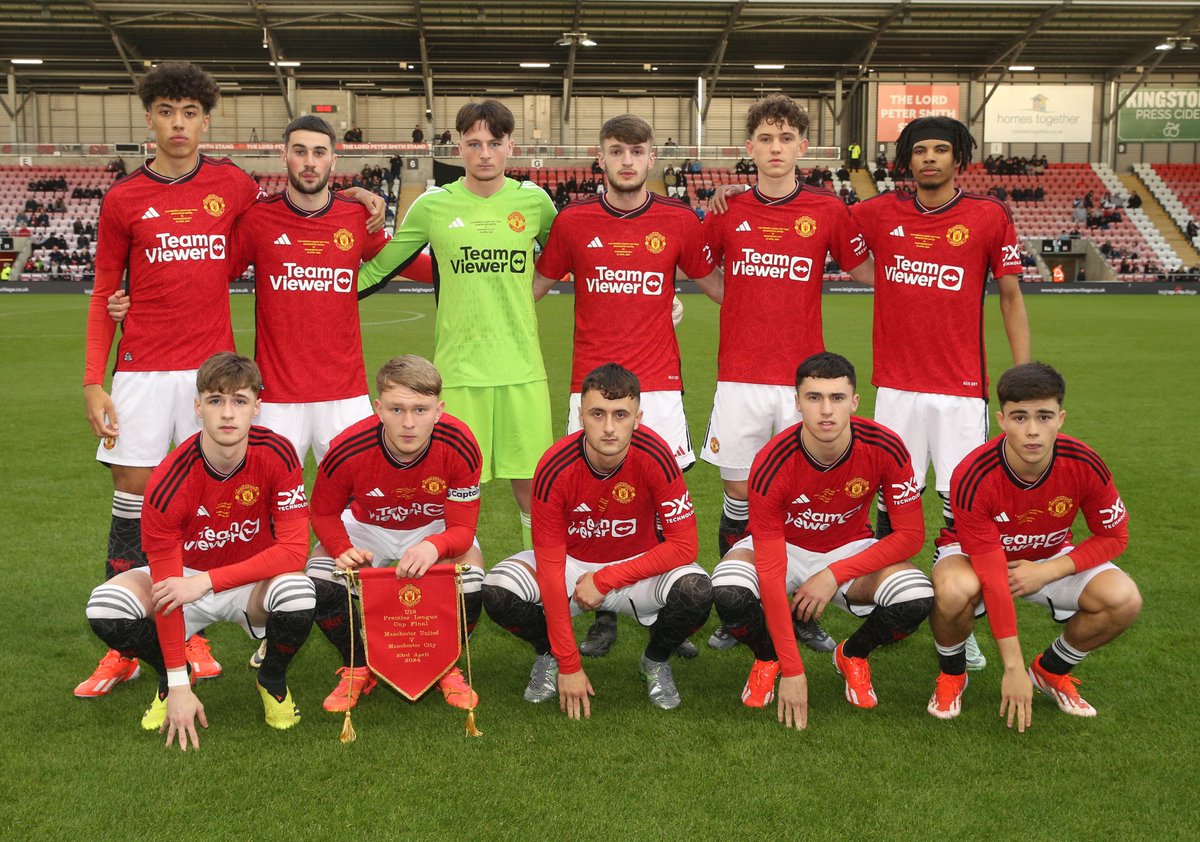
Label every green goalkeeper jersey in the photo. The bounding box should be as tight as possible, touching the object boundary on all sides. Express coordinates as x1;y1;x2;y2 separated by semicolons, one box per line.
358;177;556;388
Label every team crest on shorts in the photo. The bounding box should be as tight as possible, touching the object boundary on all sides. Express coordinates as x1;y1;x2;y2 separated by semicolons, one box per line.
611;481;637;504
645;231;667;254
1047;496;1074;517
709;437;720;453
397;584;422;607
794;216;817;238
946;224;970;246
844;477;872;498
235;484;260;506
202;194;226;218
422;476;447;495
102;436;116;450
332;228;355;251
508;211;526;232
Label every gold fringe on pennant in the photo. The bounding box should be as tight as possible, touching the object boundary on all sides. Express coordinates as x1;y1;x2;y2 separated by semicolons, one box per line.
457;564;483;738
340;711;357;743
335;568;360;744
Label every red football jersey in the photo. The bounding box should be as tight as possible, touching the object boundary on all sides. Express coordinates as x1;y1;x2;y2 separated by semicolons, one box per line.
536;193;714;392
942;433;1129;638
311;413;482;560
703;184;868;386
532;427;699;673
233;192;389;403
749;418;925;676
142;427;309;669
850;190;1024;398
91;156;261;374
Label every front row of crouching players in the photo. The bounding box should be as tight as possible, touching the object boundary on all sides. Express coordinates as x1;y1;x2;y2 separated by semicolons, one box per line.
483;363;712;717
85;353;315;749
927;362;1140;729
712;352;933;729
306;355;485;713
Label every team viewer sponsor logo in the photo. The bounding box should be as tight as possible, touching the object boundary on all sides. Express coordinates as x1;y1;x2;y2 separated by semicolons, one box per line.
185;518;261;551
883;255;965;291
568;517;637;539
729;247;813;282
584;266;665;295
449;247;527;274
145;233;226;263
786;502;864;531
369;502;445;523
268;263;354;293
1001;526;1070;554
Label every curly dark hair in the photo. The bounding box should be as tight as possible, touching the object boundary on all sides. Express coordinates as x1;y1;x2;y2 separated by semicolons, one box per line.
136;61;220;112
893;116;976;178
745;94;809;138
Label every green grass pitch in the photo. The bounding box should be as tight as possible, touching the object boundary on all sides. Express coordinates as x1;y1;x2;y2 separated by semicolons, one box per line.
0;291;1196;838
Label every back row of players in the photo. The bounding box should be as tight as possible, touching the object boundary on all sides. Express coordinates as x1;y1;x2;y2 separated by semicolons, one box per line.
78;62;1139;749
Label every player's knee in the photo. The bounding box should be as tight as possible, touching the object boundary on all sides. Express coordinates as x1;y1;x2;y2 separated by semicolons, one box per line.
713;582;761;626
86;582;145;621
265;574;316;615
932;559;978;609
1091;572;1143;627
668;572;713;611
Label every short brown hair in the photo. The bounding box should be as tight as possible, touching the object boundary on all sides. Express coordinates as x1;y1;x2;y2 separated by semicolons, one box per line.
456;99;515;138
745;94;809;138
137;61;220;113
600;114;653;147
581;363;640;402
996;362;1066;406
375;355;442;397
196;352;262;396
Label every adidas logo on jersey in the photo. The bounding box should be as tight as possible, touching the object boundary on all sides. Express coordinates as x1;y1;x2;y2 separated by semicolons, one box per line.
274;233;292;246
448;217;466;229
735;220;753;232
993;512;1011;523
890;225;905;237
587;236;604;248
365;487;386;498
790;494;811;505
141;207;161;220
573;503;592;513
196;505;210;517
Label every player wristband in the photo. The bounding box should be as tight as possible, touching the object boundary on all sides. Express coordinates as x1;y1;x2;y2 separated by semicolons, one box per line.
166;669;190;688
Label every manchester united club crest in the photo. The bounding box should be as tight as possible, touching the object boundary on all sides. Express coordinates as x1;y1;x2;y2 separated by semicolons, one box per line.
1047;495;1074;517
235;484;260;506
946;224;970;246
794;216;817;238
332;228;355;252
421;476;447;495
844;477;872;499
102;436;116;450
612;481;637;504
645;231;667;254
203;194;226;218
398;584;422;607
508;211;526;232
709;437;720;454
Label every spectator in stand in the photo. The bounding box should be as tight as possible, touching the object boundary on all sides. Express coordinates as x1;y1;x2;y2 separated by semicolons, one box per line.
1127;192;1142;209
412;124;425;143
1186;219;1198;240
344;126;363;143
836;165;850;181
439;129;452;145
1033;185;1045;202
664;137;677;148
15;209;29;227
873;165;888;182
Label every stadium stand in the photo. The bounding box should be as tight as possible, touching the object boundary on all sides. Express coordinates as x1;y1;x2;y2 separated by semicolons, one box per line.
1135;163;1200;250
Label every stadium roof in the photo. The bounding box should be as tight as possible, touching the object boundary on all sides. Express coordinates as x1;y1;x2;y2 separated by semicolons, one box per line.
2;1;1199;99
